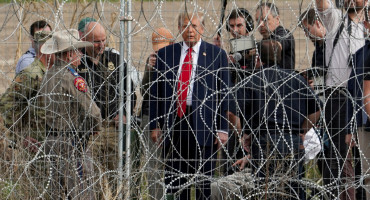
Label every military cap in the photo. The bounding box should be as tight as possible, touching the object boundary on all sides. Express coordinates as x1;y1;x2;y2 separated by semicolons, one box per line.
33;30;52;43
78;17;97;32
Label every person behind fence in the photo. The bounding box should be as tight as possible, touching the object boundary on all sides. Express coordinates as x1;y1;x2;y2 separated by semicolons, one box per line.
299;8;326;84
149;10;233;199
226;8;255;84
315;0;367;198
255;2;295;70
15;20;52;74
0;30;54;152
140;27;174;200
78;21;137;174
220;8;256;176
232;40;321;200
78;17;96;38
40;29;101;199
347;7;370;199
359;42;370;200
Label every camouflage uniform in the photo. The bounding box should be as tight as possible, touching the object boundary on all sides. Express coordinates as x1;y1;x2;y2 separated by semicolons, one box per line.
0;31;51;143
41;60;102;199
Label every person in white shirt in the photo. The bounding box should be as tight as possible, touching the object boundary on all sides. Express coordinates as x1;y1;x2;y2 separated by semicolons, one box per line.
316;0;367;199
15;20;52;74
149;10;232;199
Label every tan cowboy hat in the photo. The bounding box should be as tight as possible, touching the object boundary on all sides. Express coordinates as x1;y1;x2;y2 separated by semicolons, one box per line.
41;29;93;54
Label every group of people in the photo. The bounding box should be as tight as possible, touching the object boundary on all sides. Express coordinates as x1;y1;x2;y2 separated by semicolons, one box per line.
0;18;136;199
145;0;370;200
0;0;369;199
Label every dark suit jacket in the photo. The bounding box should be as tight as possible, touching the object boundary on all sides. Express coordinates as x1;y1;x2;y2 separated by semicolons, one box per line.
149;41;233;146
347;40;370;128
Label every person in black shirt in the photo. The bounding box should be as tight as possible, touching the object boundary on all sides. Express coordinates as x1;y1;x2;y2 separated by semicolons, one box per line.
226;8;255;83
233;40;321;200
78;21;136;173
255;2;296;69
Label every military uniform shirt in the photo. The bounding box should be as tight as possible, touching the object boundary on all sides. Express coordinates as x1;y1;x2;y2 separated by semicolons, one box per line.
78;48;135;120
41;60;101;134
0;59;47;140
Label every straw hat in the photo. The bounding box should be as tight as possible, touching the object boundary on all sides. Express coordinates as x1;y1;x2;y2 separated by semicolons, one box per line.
152;27;174;51
41;29;93;54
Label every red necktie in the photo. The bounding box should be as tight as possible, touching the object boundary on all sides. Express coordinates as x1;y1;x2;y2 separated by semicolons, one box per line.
177;47;193;118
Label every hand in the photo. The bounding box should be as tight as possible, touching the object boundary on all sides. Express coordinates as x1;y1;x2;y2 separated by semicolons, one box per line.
345;134;356;148
114;114;127;127
308;79;314;89
151;128;162;144
148;52;157;68
23;136;40;153
213;35;222;47
228;54;236;63
240;134;251;153
232;154;251;170
214;132;228;149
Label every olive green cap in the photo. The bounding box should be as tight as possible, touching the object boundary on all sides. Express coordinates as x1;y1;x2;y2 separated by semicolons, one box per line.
78;17;97;32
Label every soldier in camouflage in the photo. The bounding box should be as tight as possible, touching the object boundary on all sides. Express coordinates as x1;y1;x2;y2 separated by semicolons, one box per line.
40;29;101;199
0;30;53;151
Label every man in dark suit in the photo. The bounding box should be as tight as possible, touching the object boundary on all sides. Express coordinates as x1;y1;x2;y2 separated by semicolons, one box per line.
149;11;232;199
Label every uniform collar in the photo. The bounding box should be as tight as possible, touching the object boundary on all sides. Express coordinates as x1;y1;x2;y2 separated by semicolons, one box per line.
34;59;47;72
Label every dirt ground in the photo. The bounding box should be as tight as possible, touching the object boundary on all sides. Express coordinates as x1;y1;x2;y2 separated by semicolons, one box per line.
0;0;314;94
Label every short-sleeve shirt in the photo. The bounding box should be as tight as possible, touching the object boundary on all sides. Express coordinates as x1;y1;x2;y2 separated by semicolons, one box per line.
318;0;365;87
15;47;36;74
78;48;136;120
236;65;321;135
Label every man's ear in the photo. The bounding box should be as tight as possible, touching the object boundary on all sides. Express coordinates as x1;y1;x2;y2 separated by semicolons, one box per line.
276;15;280;23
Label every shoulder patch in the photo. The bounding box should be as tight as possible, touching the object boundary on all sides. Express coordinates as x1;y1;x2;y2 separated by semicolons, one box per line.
74;77;87;92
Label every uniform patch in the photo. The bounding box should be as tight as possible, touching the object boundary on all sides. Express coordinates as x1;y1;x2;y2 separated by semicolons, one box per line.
74;77;87;92
108;62;115;71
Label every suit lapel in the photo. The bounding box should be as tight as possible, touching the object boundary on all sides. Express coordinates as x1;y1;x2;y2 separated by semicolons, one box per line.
173;43;182;72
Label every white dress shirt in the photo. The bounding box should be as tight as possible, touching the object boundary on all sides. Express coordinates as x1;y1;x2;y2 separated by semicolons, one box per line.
177;40;201;106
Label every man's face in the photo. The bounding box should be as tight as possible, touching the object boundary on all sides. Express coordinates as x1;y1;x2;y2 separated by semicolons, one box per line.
302;20;325;42
255;7;280;39
85;28;106;57
69;50;83;67
228;17;248;38
179;16;204;47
